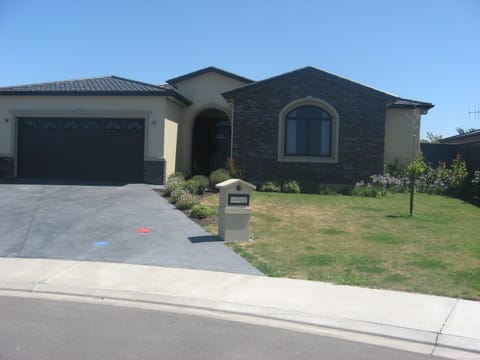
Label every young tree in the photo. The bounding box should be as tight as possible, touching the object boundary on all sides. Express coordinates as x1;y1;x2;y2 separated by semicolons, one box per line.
422;132;443;143
407;151;426;216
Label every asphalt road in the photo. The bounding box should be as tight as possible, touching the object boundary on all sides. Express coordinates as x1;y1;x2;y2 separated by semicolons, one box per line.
0;295;447;360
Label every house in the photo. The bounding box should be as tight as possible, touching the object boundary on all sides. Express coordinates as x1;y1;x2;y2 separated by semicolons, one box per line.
421;130;480;173
0;66;433;185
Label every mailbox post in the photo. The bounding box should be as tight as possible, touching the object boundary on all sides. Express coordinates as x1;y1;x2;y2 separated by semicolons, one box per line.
216;179;256;242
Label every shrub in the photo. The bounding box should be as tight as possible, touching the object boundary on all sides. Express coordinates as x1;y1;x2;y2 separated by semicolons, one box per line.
471;170;480;199
351;182;385;197
167;171;187;182
169;188;189;204
209;169;231;188
190;204;217;219
175;192;198;210
319;185;338;195
282;180;300;194
190;175;210;194
259;180;281;192
164;178;186;197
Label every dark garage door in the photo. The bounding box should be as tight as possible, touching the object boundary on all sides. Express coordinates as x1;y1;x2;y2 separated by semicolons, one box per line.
18;118;145;182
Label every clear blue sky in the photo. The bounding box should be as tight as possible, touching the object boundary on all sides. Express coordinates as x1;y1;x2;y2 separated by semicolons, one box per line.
1;0;479;138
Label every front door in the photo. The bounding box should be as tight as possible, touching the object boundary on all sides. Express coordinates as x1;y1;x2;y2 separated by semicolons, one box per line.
192;111;231;176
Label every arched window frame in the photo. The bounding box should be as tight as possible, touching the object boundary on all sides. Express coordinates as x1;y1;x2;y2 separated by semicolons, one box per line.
277;98;339;163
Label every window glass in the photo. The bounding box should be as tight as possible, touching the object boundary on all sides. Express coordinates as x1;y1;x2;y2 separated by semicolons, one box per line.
285;105;332;157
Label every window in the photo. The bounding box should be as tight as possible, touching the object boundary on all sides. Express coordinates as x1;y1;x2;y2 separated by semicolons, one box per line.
285;106;332;157
278;98;338;163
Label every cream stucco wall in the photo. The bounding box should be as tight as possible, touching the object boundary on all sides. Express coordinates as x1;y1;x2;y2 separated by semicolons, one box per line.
164;98;185;177
172;72;248;174
0;95;168;174
384;108;422;165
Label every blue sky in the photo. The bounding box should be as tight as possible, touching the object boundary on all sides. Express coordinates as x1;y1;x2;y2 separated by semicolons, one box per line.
1;0;479;138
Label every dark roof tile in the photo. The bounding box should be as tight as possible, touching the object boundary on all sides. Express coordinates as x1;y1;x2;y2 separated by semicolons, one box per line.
0;76;192;105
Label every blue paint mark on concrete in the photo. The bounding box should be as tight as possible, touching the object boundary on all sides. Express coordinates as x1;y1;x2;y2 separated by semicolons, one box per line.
94;241;108;246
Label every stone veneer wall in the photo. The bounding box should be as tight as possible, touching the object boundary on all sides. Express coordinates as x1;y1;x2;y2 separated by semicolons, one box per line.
229;69;388;186
0;157;14;179
144;160;166;184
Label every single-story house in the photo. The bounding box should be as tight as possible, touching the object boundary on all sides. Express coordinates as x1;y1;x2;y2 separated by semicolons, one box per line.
422;130;480;173
0;66;433;185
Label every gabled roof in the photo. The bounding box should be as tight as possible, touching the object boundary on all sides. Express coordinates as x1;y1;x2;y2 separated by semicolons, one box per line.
222;66;433;111
0;76;192;105
222;66;398;99
167;66;254;86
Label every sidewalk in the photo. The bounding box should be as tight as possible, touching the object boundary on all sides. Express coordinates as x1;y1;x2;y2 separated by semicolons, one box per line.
1;257;479;359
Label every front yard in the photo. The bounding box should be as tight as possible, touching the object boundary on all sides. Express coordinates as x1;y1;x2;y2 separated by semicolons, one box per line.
199;192;480;300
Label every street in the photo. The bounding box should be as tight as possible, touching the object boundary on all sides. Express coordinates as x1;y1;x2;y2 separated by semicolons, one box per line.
0;295;446;360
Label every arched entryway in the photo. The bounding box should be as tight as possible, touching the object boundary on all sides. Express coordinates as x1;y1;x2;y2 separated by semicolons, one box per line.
192;109;231;176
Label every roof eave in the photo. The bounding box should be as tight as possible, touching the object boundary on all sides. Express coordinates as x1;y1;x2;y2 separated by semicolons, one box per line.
0;90;193;105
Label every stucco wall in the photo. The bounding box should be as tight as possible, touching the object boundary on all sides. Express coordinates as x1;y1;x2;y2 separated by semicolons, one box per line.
164;98;184;177
172;72;247;174
0;95;167;161
384;108;421;165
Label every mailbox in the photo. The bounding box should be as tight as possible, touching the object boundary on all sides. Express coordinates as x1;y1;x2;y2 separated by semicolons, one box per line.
216;179;256;242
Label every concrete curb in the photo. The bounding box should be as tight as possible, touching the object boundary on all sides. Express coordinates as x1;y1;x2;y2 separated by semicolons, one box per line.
1;258;479;359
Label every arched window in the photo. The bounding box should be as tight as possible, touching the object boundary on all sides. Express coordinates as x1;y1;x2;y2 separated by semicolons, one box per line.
278;98;339;163
285;106;332;157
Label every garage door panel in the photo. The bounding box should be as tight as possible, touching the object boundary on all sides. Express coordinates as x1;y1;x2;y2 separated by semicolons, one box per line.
18;118;145;182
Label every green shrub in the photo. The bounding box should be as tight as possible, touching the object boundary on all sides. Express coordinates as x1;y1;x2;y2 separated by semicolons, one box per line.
190;204;217;219
351;183;385;197
259;180;281;192
184;179;201;195
175;192;198;210
170;188;189;204
167;171;187;182
209;169;231;188
190;175;210;194
319;185;337;195
471;170;480;199
164;179;185;197
282;180;301;194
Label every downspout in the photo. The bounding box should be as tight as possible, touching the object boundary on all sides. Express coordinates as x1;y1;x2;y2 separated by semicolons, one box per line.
229;99;234;161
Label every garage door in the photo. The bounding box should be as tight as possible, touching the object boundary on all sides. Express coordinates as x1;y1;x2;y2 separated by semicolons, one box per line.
18;118;145;182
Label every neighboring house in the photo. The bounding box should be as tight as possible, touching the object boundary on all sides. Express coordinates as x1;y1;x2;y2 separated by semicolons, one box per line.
422;130;480;172
0;66;433;185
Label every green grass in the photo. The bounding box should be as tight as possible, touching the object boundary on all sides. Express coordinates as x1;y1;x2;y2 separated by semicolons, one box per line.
199;192;480;300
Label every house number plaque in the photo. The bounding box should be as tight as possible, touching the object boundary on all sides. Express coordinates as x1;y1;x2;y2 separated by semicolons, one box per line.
228;194;250;206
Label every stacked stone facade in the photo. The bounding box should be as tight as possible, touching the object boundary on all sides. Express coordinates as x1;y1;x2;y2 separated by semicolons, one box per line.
143;160;165;184
227;68;392;186
0;157;14;179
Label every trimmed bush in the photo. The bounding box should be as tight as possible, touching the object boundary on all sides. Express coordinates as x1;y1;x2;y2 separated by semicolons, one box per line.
163;178;185;197
169;188;189;204
190;204;217;219
175;192;198;210
282;180;300;194
209;169;231;188
259;180;281;192
167;171;187;182
190;175;210;194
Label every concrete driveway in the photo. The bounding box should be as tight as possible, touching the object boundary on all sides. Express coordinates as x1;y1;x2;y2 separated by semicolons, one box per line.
0;182;261;275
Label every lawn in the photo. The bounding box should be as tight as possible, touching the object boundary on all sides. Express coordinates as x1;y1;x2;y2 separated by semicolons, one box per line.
199;192;480;300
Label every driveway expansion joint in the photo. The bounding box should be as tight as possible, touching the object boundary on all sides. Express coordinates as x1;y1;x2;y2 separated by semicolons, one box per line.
17;185;45;257
432;298;460;355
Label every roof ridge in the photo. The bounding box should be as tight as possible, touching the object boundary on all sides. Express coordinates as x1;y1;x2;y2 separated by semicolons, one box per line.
223;66;399;99
109;76;165;90
0;75;118;89
167;66;254;85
